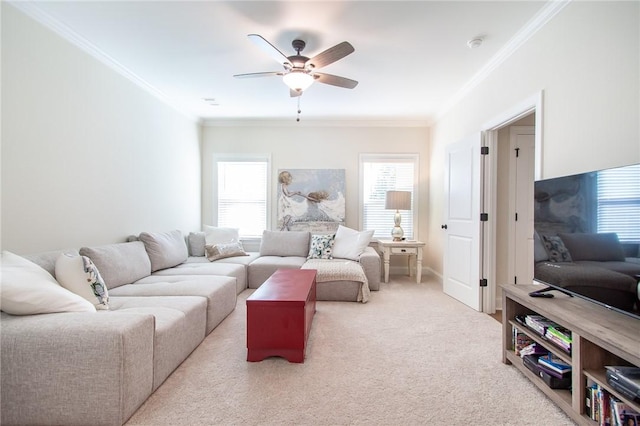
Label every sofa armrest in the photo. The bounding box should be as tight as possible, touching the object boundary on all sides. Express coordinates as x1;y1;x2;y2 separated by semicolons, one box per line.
1;311;155;426
359;246;381;291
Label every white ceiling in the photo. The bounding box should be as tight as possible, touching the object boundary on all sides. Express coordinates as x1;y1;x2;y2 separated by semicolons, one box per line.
16;1;559;123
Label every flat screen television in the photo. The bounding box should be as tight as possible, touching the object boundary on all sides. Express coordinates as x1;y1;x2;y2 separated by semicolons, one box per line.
531;162;640;321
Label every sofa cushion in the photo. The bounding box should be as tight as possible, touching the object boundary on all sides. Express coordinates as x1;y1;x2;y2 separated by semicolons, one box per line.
259;230;310;257
332;225;375;261
203;225;239;246
80;242;151;289
541;235;573;262
308;234;335;259
188;232;206;256
23;248;79;277
109;296;206;391
558;232;626;262
151;262;247;294
138;230;188;272
112;275;237;334
205;241;248;261
247;256;308;289
55;253;110;310
0;251;96;315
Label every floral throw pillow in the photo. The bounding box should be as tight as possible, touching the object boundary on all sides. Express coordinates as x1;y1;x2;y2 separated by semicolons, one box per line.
308;234;335;260
541;235;573;263
55;253;110;310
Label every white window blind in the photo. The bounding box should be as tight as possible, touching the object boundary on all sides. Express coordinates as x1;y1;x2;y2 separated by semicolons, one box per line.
596;164;640;243
361;155;418;239
217;160;268;238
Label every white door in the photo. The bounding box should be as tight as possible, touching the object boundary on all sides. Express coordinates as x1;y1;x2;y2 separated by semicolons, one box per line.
509;126;535;285
443;133;483;311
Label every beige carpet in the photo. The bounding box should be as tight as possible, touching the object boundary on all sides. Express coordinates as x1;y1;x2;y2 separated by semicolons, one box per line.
126;276;575;426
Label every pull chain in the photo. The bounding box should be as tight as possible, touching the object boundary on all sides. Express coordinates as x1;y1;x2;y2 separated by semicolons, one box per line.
296;96;302;122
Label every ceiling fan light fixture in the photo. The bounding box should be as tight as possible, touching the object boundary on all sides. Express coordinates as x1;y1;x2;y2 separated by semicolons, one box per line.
283;71;314;92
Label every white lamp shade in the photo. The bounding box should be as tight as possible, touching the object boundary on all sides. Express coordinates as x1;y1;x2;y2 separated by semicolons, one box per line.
385;191;411;210
283;71;314;92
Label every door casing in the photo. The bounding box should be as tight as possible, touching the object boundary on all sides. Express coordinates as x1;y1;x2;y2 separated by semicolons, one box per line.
480;92;543;313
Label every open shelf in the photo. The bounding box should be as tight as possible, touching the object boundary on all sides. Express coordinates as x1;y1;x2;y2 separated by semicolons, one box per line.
509;319;571;364
584;368;640;413
502;284;640;426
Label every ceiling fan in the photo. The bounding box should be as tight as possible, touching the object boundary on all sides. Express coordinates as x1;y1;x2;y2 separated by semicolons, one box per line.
234;34;358;97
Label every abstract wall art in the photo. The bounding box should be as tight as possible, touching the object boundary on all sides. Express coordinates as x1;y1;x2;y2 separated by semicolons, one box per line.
277;169;346;232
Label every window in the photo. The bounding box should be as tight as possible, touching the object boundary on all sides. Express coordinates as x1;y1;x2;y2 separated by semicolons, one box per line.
216;157;269;238
360;154;419;239
596;164;640;243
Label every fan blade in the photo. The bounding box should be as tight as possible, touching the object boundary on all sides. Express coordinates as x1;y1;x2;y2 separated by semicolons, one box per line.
306;42;354;69
233;71;282;79
248;34;292;67
290;89;302;98
314;73;358;89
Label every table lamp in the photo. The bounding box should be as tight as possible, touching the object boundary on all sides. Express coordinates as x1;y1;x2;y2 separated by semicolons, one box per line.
385;190;411;241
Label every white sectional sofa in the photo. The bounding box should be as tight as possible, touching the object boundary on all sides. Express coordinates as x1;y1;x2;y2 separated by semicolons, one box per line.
0;228;380;426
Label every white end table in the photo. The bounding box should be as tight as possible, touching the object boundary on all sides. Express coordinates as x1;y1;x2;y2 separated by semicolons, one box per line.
377;240;425;283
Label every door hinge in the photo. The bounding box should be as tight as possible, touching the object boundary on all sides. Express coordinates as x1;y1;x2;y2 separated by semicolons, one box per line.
480;278;488;287
480;213;488;222
481;146;489;155
515;147;520;158
515;212;518;221
514;276;518;284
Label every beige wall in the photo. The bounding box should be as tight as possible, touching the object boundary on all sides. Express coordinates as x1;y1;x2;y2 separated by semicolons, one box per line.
1;4;202;253
428;1;640;277
201;124;429;243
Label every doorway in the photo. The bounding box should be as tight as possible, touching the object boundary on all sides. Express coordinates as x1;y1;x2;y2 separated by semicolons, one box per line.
481;93;543;313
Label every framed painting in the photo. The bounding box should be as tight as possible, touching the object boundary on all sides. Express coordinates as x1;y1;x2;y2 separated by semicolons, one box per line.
277;169;346;232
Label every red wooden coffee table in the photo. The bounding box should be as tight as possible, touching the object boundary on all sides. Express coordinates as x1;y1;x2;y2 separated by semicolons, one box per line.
246;269;317;363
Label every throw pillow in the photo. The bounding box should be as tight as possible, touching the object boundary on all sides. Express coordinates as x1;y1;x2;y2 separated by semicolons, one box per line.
188;232;206;257
259;230;310;257
55;253;110;310
0;251;96;315
138;229;189;272
533;231;549;262
205;241;248;261
203;225;239;246
308;234;335;259
541;235;573;262
332;225;375;261
79;241;151;290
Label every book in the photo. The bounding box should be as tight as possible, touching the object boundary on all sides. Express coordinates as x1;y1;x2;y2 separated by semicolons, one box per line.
524;314;557;336
519;342;548;358
545;325;572;344
545;325;572;353
611;398;640;426
598;386;611;426
513;329;535;356
589;384;598;421
538;353;571;375
545;333;572;353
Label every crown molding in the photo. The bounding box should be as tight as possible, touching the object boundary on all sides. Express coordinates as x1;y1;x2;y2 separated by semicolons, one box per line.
9;1;199;123
434;0;571;123
201;118;430;128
